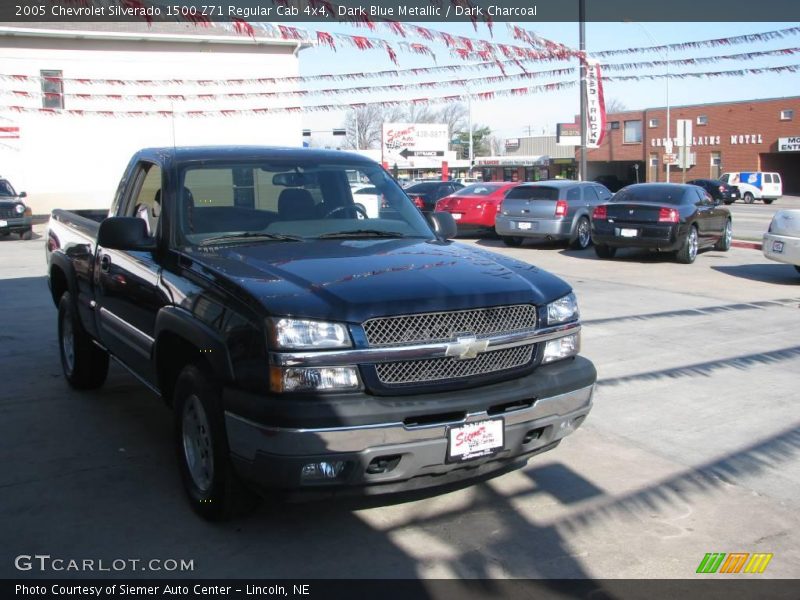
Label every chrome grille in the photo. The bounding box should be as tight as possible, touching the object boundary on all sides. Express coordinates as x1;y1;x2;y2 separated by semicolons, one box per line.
375;345;534;385
363;304;537;347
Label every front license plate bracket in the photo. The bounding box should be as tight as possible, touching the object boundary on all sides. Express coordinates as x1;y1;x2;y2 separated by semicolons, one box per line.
446;418;505;463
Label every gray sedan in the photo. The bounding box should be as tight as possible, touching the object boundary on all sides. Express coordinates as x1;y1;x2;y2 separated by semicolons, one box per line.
495;180;612;249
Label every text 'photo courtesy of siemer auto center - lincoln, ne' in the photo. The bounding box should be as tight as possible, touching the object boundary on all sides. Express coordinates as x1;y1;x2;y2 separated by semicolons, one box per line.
1;0;800;597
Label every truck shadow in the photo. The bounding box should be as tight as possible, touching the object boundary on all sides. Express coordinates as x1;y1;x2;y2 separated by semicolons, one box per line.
712;264;800;285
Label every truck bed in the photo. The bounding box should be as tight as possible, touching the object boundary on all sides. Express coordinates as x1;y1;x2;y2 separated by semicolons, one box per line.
50;209;107;239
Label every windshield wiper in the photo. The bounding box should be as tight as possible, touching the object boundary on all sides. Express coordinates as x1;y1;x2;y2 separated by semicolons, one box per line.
199;232;303;246
314;230;410;239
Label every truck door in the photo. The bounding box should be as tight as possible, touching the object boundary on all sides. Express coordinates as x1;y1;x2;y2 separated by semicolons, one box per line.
94;161;170;385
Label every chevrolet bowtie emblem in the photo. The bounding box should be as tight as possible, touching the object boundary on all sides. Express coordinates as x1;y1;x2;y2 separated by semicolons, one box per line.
445;336;489;360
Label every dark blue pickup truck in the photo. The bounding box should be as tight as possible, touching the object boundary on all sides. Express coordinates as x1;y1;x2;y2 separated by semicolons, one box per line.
46;147;596;520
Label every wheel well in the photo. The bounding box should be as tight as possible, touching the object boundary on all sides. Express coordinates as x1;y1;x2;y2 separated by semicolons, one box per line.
155;332;203;407
50;266;68;307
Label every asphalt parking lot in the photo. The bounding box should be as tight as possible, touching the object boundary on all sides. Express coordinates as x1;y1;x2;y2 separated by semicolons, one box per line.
1;223;799;579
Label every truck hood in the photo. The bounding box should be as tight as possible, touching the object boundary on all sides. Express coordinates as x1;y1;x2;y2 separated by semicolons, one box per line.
184;239;571;323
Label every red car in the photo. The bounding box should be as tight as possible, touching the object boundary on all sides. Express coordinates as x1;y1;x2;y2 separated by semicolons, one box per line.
435;182;519;234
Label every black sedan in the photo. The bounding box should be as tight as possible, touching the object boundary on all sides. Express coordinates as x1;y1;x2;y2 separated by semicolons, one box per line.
687;178;740;205
590;183;732;264
405;181;464;213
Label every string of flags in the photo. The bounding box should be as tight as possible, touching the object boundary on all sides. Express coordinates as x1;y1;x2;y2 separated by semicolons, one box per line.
2;63;798;119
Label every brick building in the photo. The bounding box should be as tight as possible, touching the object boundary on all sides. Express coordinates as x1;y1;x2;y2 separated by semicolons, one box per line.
576;96;800;193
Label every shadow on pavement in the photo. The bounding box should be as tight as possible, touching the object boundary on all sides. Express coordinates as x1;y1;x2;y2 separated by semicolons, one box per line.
712;263;800;285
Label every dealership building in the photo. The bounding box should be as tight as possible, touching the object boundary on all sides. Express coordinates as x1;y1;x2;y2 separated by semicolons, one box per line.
579;96;800;193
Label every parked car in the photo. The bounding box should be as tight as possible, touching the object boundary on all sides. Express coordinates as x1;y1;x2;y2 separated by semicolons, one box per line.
455;177;480;186
351;185;382;218
762;209;800;276
434;182;519;235
495;180;613;250
720;171;782;204
591;183;732;264
405;180;464;213
0;177;33;240
687;178;740;205
45;146;596;520
593;175;628;193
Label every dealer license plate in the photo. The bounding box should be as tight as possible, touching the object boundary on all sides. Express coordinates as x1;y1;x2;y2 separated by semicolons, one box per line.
452;213;462;220
0;220;6;227
620;228;638;237
447;418;504;463
772;240;784;253
517;221;533;230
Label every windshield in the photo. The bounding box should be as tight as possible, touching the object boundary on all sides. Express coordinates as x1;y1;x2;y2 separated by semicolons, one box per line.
0;180;16;197
611;185;686;205
453;183;504;197
177;160;434;246
504;186;559;201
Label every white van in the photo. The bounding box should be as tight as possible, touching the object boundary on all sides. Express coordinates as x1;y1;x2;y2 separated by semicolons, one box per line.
720;172;782;204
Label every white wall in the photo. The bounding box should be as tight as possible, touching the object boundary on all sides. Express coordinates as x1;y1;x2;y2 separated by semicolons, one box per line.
0;35;303;213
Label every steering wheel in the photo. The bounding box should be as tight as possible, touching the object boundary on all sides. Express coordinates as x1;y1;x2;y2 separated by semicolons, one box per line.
324;204;369;219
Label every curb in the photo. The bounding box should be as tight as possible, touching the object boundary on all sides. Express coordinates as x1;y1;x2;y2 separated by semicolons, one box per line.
732;240;763;250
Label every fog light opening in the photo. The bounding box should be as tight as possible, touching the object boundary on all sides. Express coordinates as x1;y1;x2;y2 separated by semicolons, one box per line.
300;460;348;482
366;454;402;475
522;427;546;444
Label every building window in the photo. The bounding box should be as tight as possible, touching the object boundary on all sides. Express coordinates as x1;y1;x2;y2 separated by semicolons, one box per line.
40;70;64;109
648;118;659;128
696;115;708;126
609;121;620;130
780;109;794;121
649;154;659;167
623;120;643;143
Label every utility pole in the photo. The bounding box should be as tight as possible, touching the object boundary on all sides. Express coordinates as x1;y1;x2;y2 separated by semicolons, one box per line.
578;0;587;182
467;85;474;174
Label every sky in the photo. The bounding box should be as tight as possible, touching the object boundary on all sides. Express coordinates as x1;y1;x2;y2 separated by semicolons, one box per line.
293;21;800;148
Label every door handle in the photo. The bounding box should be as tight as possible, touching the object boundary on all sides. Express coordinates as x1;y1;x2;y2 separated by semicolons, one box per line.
100;254;111;272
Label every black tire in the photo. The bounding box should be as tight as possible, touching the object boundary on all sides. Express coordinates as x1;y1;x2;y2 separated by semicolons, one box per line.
743;192;755;204
714;219;732;251
570;216;592;250
676;225;699;264
594;244;616;259
763;199;774;205
58;292;109;389
723;200;734;205
502;236;524;247
795;265;800;275
20;229;33;240
174;364;259;521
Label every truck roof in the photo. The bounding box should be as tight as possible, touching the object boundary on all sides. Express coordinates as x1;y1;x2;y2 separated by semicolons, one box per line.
137;146;376;165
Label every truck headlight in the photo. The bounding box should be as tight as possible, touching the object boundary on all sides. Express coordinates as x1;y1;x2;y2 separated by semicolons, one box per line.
15;203;25;214
270;366;360;393
270;318;352;350
547;292;579;325
542;332;580;364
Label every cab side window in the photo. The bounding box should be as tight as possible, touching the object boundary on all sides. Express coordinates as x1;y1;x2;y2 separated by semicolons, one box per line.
126;163;162;236
566;187;581;202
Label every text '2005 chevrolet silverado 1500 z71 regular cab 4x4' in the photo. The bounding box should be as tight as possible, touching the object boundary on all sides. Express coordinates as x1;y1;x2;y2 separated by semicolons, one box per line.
46;147;596;520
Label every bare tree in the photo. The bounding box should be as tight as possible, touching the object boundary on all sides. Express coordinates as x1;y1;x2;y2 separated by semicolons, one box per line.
404;103;438;124
605;97;627;114
342;105;385;150
437;102;468;140
485;134;504;156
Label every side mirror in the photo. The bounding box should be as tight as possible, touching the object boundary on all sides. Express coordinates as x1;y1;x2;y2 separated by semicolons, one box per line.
97;217;156;251
18;191;27;198
429;211;457;241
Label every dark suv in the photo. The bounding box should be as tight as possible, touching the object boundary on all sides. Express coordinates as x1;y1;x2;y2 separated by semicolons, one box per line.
0;178;32;240
687;178;740;205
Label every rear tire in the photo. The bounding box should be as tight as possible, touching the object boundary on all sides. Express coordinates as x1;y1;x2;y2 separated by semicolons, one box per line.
714;219;732;251
763;199;774;205
594;244;616;259
174;364;259;521
502;236;524;247
723;200;734;205
743;192;755;204
676;226;699;264
58;292;109;389
570;216;592;250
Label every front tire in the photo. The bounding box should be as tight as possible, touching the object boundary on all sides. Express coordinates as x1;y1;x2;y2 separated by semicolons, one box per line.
20;229;33;240
502;236;524;247
570;216;592;250
743;192;755;204
714;219;732;251
174;364;258;521
58;292;109;389
594;244;616;259
676;225;699;264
